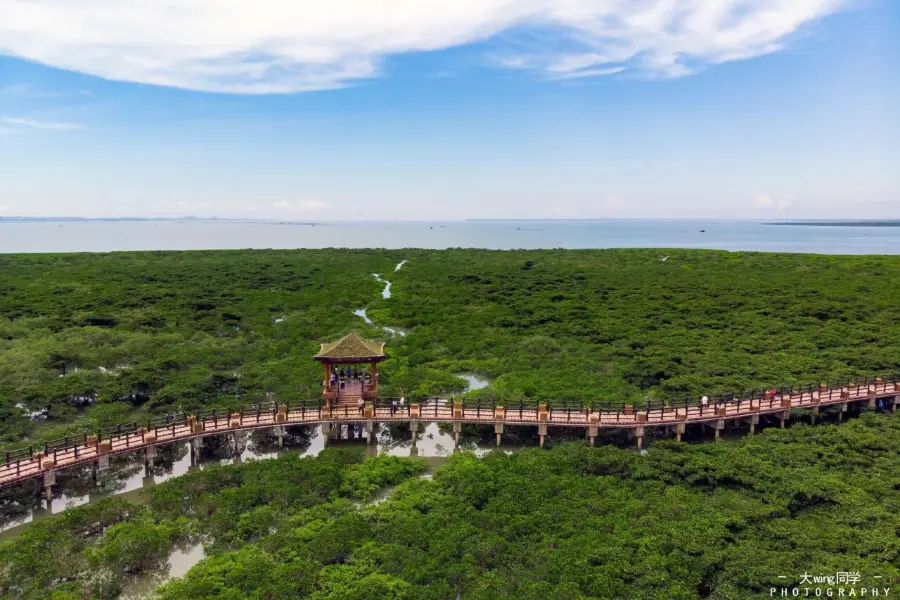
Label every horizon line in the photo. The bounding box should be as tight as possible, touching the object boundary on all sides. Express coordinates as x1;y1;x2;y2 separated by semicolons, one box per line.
2;216;897;223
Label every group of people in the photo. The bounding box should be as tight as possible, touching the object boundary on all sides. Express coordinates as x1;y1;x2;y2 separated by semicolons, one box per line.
329;366;373;389
353;396;405;415
699;388;778;407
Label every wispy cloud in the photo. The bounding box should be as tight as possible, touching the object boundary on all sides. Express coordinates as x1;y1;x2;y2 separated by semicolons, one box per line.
0;1;849;94
0;116;85;130
0;84;94;99
553;66;627;80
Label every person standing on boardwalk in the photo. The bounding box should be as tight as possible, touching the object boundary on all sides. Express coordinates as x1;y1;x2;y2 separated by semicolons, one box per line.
357;397;365;416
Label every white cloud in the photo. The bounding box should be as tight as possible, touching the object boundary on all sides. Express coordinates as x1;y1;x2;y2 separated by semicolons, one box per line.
553;66;626;80
0;0;848;94
0;205;10;214
0;116;84;130
272;199;332;212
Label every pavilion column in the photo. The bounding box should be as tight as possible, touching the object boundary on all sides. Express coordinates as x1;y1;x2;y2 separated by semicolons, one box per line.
370;362;377;394
323;363;331;391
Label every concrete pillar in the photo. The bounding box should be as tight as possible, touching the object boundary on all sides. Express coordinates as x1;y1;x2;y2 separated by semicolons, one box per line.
97;455;110;472
538;423;548;448
275;426;285;448
494;423;504;446
868;395;877;409
143;445;157;478
810;406;820;425
780;410;789;428
747;414;759;435
893;395;898;413
190;436;204;463
43;470;56;503
452;421;462;445
635;427;645;450
675;422;686;442
232;430;246;454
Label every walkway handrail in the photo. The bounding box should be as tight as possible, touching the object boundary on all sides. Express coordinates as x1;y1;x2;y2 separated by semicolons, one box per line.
2;376;900;487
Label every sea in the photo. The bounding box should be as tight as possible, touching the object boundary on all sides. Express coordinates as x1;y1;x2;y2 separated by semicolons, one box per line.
1;219;899;254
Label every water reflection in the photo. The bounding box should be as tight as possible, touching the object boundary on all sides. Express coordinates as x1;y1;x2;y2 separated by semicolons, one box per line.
456;373;490;391
120;542;206;600
0;418;531;536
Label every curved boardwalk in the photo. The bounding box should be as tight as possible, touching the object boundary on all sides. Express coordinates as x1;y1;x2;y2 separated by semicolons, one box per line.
2;379;898;490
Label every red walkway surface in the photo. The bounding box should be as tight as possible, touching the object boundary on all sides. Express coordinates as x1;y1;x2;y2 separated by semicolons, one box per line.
1;381;897;489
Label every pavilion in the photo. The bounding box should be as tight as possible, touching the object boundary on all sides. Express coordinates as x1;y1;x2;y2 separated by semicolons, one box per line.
314;333;386;405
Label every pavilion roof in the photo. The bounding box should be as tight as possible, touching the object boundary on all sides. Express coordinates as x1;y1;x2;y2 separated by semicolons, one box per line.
314;333;386;362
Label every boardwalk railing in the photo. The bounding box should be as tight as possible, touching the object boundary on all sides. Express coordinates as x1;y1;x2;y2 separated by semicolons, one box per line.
2;375;900;488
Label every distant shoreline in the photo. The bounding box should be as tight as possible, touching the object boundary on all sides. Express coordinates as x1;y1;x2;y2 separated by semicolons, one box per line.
765;221;900;227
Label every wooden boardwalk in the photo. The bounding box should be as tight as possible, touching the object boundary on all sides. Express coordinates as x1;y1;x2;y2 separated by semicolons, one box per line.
1;379;897;490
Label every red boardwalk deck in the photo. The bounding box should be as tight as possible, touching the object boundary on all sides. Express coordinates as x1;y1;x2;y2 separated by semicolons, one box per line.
1;380;897;489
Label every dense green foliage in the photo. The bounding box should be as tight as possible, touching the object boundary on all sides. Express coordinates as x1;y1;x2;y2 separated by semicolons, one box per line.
153;414;900;600
0;449;427;599
2;249;900;448
2;416;898;599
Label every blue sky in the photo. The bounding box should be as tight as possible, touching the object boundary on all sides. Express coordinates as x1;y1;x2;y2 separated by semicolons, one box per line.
0;0;897;220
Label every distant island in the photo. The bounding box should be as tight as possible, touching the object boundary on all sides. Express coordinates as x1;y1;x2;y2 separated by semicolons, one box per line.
765;220;900;227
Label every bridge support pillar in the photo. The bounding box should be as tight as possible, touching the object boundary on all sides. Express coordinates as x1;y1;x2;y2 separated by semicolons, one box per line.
232;430;247;455
538;423;548;448
810;406;820;425
674;422;686;442
780;410;790;429
868;395;877;409
452;422;462;446
893;395;899;413
42;470;56;503
274;426;285;449
190;436;204;463
365;421;375;444
746;414;759;435
635;427;645;450
494;423;504;446
704;419;725;441
837;403;847;423
587;426;598;446
97;455;110;472
144;445;157;475
409;420;419;448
